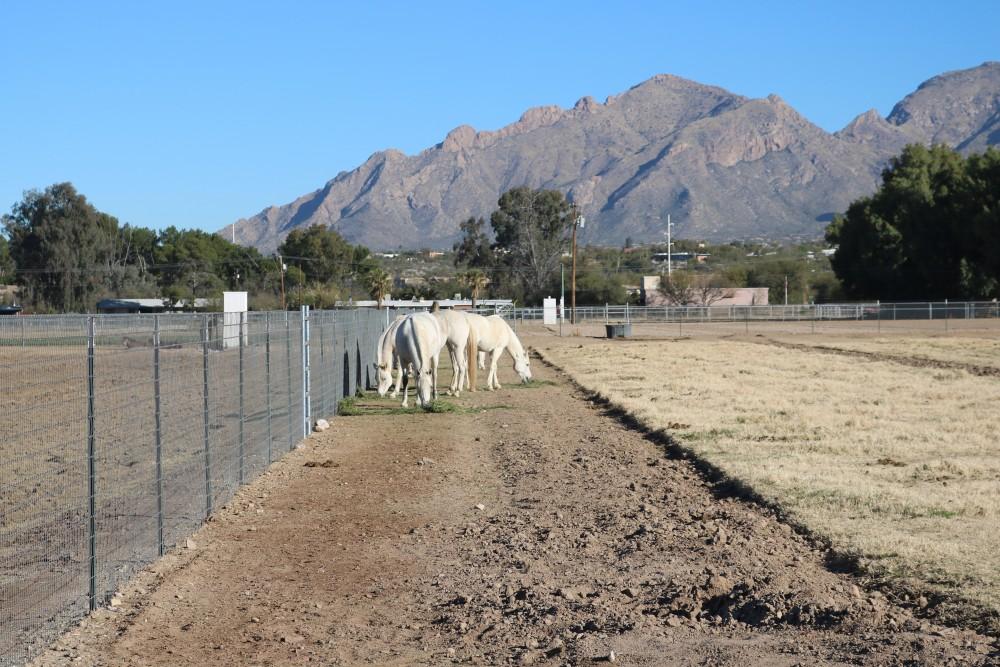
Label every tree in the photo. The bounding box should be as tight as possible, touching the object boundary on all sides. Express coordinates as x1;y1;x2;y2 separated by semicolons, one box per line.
277;224;378;302
3;183;120;311
453;217;492;269
365;268;392;309
0;235;14;283
489;187;574;304
461;269;489;309
574;268;627;305
659;270;731;306
826;144;1000;300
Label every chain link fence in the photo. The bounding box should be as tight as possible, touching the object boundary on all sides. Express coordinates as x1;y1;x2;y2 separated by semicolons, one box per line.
0;307;386;666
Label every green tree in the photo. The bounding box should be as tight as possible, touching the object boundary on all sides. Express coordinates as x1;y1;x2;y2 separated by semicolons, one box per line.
489;187;574;304
460;269;489;308
453;217;493;269
3;183;120;311
0;235;14;283
826;144;1000;300
574;269;626;305
365;268;392;309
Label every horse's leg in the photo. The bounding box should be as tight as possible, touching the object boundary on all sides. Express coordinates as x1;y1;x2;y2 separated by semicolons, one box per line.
453;339;467;397
432;351;440;401
447;343;459;395
489;349;502;390
493;348;503;390
390;355;402;398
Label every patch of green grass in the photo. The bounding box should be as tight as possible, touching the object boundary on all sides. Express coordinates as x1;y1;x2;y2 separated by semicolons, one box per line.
337;395;509;416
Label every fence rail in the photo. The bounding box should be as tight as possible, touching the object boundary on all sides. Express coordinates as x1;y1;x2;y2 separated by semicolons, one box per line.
499;301;1000;333
0;308;386;666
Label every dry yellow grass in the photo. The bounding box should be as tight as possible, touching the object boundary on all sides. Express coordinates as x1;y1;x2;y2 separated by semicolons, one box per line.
537;336;1000;617
774;335;1000;370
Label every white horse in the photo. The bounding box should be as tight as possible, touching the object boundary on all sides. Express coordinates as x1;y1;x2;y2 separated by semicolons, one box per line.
394;312;446;407
463;313;531;390
375;315;408;397
431;309;478;396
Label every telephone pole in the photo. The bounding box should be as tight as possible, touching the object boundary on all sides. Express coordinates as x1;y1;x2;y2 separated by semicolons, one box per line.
570;205;585;325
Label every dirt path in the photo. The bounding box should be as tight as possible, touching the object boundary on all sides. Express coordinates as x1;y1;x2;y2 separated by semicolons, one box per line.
33;359;997;666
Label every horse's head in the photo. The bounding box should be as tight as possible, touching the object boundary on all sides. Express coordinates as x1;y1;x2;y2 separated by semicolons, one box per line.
514;353;532;383
375;361;393;396
415;367;435;407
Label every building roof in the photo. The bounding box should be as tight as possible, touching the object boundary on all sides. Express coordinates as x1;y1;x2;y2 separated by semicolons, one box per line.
97;298;168;311
336;298;513;309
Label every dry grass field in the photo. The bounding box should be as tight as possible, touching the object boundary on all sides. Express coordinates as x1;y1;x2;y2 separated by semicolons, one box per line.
534;335;1000;627
771;334;1000;371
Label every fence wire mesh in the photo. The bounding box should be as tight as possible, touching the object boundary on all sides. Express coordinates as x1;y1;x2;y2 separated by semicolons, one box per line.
0;308;385;666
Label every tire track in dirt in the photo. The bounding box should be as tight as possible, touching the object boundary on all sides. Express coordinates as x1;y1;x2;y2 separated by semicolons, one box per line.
31;359;998;666
752;338;1000;377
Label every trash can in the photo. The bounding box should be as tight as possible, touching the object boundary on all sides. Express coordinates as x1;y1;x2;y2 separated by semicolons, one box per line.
605;323;632;339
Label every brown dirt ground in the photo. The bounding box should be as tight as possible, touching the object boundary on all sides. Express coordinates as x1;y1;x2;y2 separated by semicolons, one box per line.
31;357;998;666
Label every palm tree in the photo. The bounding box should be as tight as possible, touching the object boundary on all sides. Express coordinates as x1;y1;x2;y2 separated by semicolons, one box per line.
366;269;392;309
462;269;489;310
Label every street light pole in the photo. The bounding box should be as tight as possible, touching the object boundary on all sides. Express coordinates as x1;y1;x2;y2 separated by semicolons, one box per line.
666;213;674;277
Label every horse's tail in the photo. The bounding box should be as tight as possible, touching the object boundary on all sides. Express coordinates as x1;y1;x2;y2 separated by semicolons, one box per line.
466;323;478;392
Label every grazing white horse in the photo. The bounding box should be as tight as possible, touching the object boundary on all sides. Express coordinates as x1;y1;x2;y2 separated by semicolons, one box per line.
463;313;531;390
431;309;478;396
375;315;408;397
394;312;446;407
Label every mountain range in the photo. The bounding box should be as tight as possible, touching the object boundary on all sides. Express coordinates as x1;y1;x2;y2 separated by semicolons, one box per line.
223;62;1000;251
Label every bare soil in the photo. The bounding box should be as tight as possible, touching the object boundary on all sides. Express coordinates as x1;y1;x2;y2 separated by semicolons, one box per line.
32;359;998;666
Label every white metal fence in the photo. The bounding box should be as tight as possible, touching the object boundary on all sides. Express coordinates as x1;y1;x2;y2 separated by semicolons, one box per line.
498;301;1000;335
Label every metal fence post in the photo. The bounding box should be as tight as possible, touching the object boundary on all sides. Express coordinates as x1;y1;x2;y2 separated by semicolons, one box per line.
301;305;311;438
286;312;293;450
238;312;245;485
153;315;164;556
87;316;97;611
201;316;212;517
318;312;326;416
265;312;272;464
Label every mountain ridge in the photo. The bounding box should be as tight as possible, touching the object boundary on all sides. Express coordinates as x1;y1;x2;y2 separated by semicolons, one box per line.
225;62;1000;251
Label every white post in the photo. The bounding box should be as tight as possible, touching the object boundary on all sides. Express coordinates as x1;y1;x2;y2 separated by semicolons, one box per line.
666;214;673;277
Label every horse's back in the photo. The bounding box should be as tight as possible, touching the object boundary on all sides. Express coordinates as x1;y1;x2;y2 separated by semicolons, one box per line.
396;313;445;366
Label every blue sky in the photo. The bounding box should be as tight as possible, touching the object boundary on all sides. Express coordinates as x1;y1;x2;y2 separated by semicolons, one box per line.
1;1;997;234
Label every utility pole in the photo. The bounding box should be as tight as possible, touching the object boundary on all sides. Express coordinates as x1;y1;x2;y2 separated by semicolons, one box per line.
277;254;287;310
666;213;674;277
784;275;788;306
570;205;585;325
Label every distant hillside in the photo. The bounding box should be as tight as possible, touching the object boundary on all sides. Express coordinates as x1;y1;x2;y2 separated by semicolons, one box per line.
224;62;1000;251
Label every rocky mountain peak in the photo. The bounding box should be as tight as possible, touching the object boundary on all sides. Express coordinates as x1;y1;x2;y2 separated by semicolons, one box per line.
228;64;1000;251
441;125;477;152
